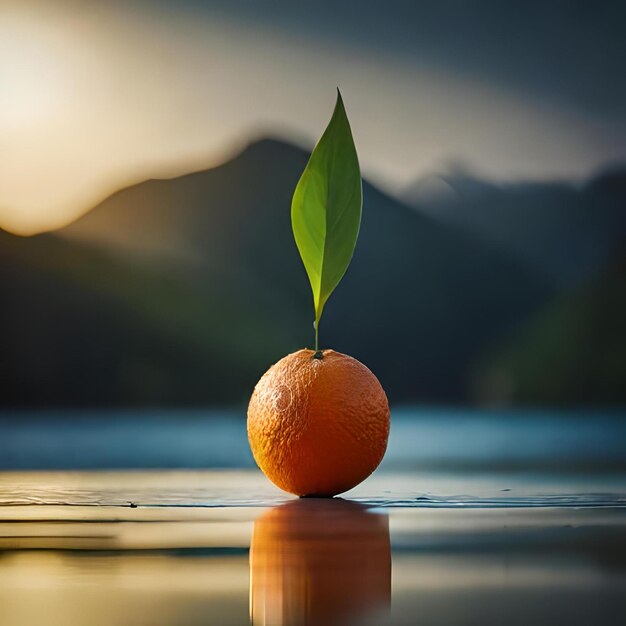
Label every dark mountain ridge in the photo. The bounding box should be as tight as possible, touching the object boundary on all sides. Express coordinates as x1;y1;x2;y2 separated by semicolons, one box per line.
475;245;626;406
3;137;607;407
403;164;626;288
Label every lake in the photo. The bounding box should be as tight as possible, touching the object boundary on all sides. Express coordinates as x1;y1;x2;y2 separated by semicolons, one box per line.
2;406;626;472
1;407;625;625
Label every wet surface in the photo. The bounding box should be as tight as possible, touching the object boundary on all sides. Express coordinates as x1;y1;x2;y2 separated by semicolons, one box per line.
0;470;625;625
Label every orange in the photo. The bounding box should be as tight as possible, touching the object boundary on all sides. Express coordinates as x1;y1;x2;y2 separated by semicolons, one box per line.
247;349;390;496
249;499;391;625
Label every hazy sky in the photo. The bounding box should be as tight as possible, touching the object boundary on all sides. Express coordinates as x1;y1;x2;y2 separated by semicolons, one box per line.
1;0;625;234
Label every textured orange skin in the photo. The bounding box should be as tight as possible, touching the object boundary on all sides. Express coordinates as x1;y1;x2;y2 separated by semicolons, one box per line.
247;349;390;496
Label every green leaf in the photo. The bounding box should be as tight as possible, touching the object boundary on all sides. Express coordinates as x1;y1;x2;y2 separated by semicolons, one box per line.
291;90;362;343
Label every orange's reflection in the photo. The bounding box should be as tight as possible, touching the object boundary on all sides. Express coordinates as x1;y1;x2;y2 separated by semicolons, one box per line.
249;499;391;626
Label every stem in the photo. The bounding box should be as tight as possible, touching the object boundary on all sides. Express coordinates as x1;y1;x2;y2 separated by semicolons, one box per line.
312;319;323;359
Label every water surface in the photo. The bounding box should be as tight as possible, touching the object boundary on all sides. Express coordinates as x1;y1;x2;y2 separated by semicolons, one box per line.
1;408;625;625
1;470;625;625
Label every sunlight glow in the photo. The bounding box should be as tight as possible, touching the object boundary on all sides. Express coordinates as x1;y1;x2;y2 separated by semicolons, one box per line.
1;1;623;235
0;19;69;133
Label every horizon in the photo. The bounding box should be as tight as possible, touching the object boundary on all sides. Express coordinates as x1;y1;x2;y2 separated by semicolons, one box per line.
2;131;625;238
2;0;625;234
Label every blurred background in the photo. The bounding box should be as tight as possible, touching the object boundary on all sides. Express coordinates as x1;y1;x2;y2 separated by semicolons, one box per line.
1;0;625;470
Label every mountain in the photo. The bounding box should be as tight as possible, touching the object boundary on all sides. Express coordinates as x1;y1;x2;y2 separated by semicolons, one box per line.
473;248;626;406
1;138;553;407
0;229;264;405
403;166;626;287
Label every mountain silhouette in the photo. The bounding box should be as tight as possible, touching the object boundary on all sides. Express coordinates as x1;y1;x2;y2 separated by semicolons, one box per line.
403;165;626;287
1;138;561;407
475;246;626;406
